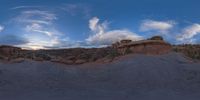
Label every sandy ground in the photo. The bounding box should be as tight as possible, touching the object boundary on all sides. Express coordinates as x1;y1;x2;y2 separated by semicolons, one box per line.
0;52;200;100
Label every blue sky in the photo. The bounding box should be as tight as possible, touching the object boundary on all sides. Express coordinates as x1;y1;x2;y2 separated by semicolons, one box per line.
0;0;200;49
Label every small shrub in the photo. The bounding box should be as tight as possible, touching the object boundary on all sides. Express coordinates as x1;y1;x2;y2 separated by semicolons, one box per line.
125;48;132;54
173;45;200;60
35;53;51;60
0;55;4;60
173;48;179;52
107;49;120;59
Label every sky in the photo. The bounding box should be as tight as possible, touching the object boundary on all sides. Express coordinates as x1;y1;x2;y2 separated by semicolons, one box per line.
0;0;200;49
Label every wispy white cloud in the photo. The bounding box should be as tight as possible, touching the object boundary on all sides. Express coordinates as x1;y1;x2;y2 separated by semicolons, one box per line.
25;23;42;31
140;20;175;33
14;10;57;25
0;25;4;32
89;17;99;31
12;9;72;49
22;39;56;50
87;30;143;46
15;10;58;37
86;17;143;46
25;23;53;36
10;6;43;10
89;17;108;34
177;24;200;43
61;3;91;17
32;30;53;37
22;10;57;20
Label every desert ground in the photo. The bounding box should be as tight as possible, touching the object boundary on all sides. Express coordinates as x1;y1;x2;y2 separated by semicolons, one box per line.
0;52;200;100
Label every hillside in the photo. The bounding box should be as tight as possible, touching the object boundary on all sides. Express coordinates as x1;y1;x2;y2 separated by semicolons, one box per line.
173;44;200;60
0;36;174;64
0;53;200;100
2;36;200;65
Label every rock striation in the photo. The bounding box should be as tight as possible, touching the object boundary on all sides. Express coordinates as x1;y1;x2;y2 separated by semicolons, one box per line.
0;45;21;60
112;36;172;55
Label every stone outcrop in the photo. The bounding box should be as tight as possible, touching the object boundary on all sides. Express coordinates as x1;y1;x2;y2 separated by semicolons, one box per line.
113;36;172;55
0;45;21;59
149;36;163;40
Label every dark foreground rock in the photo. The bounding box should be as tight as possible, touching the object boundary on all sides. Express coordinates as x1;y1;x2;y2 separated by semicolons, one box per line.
0;53;200;100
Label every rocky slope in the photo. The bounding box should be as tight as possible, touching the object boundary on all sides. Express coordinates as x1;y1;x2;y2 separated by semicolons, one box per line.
173;44;200;60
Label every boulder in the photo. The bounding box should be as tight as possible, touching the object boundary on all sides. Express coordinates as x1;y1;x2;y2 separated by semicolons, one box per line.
75;59;87;64
66;56;76;60
63;60;74;64
120;40;132;44
34;57;44;61
11;58;25;63
149;36;163;40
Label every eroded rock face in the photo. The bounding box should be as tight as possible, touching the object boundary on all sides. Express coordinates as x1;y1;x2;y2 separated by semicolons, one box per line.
0;46;21;59
129;43;172;55
75;59;87;64
116;37;172;55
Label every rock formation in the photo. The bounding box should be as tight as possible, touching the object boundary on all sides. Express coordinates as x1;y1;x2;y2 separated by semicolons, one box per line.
149;36;164;40
113;36;172;55
0;45;21;60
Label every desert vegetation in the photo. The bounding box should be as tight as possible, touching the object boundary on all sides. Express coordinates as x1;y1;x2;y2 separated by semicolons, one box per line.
173;44;200;60
0;46;121;64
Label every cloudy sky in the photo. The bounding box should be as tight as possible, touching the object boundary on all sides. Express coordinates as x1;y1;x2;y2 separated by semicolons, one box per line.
0;0;200;49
